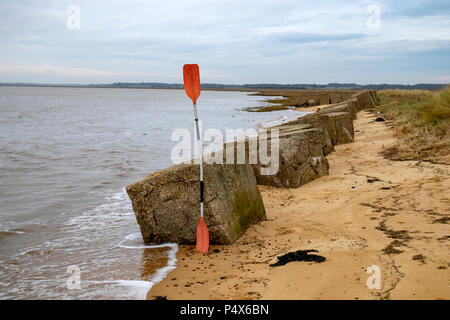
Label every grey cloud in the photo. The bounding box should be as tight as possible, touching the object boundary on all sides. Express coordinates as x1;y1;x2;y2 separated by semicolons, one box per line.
265;32;366;44
0;0;449;84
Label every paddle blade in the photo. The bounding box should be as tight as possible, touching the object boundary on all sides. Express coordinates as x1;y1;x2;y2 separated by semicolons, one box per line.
196;217;209;253
183;64;201;105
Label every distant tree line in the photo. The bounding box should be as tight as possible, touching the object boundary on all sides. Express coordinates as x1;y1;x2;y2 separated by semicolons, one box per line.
1;82;447;90
107;82;450;90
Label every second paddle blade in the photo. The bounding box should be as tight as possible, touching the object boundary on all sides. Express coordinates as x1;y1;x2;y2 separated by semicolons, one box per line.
196;217;209;253
183;64;201;105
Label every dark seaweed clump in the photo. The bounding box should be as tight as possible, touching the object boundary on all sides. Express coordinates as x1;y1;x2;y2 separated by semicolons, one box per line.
270;249;326;267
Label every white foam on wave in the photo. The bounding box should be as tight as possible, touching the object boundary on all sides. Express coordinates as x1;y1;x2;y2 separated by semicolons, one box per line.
0;220;46;241
68;279;153;300
258;111;313;129
1;229;25;235
150;242;178;284
63;188;134;232
117;232;178;250
114;280;154;299
116;232;178;299
81;234;178;300
61;188;178;299
110;245;177;300
259;115;287;128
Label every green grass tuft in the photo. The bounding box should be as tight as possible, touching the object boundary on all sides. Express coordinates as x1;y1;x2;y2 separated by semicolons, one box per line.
377;86;450;163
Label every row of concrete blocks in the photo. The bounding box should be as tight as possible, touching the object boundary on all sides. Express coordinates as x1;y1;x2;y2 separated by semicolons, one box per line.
126;90;377;245
290;91;355;107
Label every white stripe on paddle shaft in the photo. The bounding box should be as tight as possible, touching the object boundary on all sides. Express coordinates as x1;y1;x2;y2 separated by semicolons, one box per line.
193;104;204;218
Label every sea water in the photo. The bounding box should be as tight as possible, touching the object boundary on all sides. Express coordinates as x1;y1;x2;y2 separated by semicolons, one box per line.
0;86;307;299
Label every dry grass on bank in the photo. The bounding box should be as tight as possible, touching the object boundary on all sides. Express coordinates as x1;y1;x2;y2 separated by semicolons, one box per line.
376;87;450;164
243;89;357;112
242;94;302;112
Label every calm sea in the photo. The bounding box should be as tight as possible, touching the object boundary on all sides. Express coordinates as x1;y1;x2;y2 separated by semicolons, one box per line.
0;86;306;299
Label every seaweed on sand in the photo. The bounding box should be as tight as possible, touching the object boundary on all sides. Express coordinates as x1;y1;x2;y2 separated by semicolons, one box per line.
270;249;326;267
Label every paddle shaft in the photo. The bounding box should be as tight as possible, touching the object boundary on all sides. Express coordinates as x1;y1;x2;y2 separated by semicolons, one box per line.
193;103;204;218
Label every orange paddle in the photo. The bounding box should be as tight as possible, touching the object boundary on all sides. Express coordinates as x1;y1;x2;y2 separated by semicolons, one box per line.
183;64;209;253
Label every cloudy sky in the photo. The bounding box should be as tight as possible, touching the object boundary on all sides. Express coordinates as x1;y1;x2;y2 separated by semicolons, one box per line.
0;0;449;84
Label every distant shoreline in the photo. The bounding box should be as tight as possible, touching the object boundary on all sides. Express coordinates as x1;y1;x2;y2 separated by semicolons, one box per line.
0;84;265;93
0;83;447;91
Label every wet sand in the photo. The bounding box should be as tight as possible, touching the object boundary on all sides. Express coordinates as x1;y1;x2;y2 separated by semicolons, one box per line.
148;111;450;300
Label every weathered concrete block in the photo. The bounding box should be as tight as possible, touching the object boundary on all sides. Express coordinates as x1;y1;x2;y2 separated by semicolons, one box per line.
294;112;353;145
329;93;351;104
329;95;342;104
306;98;318;106
273;122;334;156
368;90;378;106
253;128;329;188
353;91;376;110
276;123;312;134
318;102;355;118
320;112;354;145
293;96;307;107
282;112;353;155
319;93;330;105
126;163;266;245
345;98;359;119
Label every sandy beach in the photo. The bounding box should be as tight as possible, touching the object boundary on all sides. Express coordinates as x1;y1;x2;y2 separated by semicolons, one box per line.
148;110;449;300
